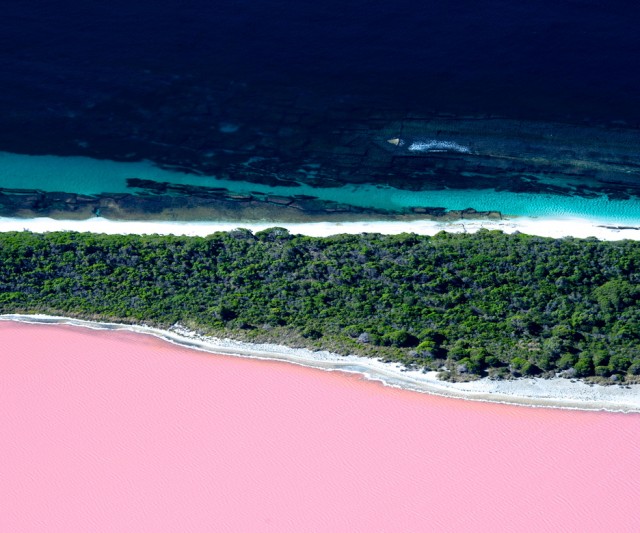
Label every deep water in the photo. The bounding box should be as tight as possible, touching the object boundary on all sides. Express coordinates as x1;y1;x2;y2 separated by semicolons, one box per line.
3;0;638;122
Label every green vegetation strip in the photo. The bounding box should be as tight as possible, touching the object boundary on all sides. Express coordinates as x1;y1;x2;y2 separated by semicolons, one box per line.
1;228;640;382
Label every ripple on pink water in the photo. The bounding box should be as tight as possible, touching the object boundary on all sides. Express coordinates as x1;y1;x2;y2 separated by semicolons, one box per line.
2;322;640;532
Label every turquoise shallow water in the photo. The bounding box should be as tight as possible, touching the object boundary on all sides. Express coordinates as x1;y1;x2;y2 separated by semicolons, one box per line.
2;151;640;223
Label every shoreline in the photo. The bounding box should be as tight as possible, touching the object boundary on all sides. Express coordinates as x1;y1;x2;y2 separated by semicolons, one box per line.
2;313;640;413
1;213;640;240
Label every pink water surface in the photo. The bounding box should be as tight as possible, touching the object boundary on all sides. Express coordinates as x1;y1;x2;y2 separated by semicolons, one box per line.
2;322;640;532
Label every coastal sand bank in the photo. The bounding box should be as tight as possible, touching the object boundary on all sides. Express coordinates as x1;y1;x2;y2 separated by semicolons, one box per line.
1;214;640;240
2;314;639;413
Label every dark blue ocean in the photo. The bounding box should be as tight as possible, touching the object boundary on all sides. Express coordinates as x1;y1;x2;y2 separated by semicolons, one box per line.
2;0;638;121
0;0;639;220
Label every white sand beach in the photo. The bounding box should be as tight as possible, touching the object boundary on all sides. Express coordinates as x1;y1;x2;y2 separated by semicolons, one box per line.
2;314;639;413
0;214;639;240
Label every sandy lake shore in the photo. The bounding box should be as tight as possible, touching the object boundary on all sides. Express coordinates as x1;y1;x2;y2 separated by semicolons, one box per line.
2;314;639;413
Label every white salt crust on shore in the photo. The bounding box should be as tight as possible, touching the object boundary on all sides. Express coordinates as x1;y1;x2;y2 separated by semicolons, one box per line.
1;214;640;241
2;314;640;413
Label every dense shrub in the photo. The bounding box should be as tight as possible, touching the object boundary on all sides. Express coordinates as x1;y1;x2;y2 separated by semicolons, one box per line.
1;229;640;379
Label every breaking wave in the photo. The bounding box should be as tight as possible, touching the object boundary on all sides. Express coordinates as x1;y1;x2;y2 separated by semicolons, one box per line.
407;140;471;153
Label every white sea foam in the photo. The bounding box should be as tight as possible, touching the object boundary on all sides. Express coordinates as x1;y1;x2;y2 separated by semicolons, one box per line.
407;140;471;153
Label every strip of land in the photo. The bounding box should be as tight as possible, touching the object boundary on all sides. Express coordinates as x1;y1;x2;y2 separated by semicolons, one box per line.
1;214;640;240
2;314;639;413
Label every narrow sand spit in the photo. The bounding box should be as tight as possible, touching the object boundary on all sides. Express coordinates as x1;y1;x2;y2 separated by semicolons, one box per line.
1;214;640;240
2;314;639;413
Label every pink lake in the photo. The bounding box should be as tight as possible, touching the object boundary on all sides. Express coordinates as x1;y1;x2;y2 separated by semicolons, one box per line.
2;321;640;532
